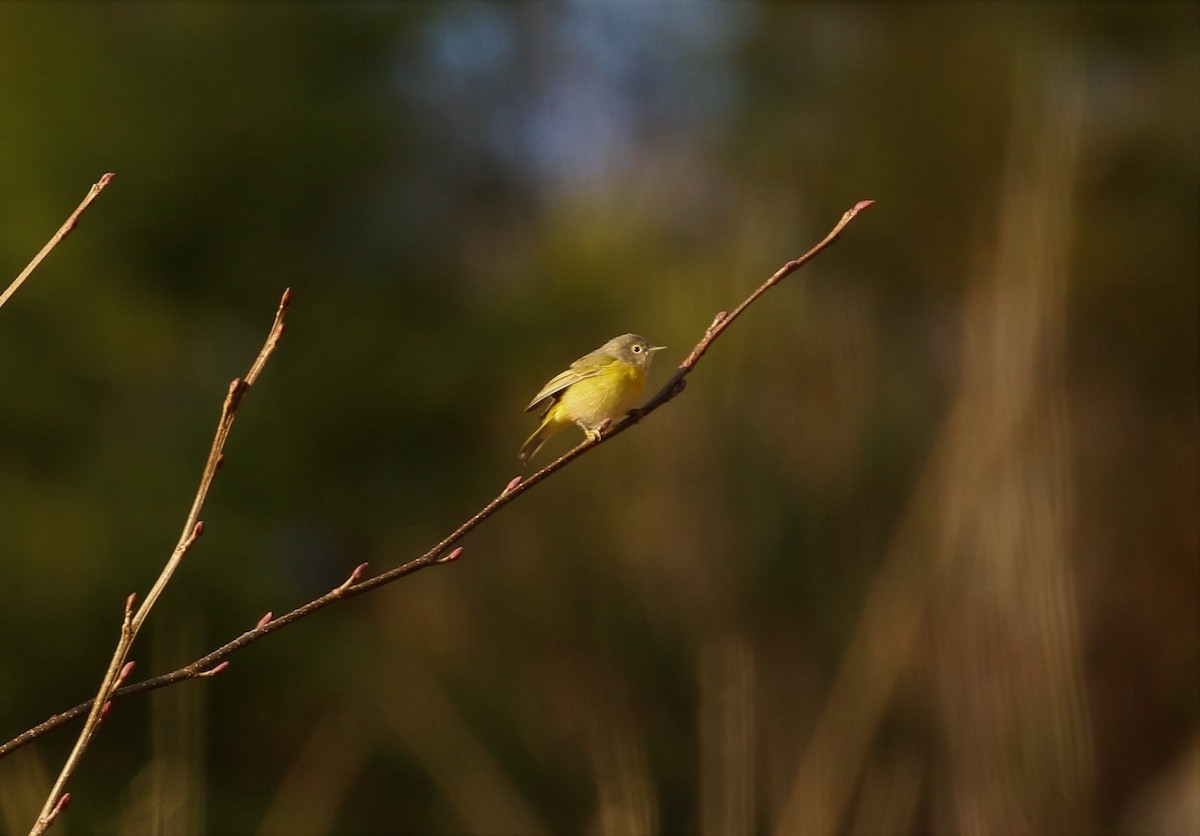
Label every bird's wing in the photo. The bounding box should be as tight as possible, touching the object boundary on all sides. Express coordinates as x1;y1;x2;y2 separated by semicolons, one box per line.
524;355;614;413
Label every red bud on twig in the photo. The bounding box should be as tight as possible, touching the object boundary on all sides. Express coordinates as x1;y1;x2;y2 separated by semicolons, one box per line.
100;701;112;721
435;546;464;565
227;378;249;412
199;661;230;678
337;562;369;592
118;661;136;684
256;612;273;629
503;475;522;495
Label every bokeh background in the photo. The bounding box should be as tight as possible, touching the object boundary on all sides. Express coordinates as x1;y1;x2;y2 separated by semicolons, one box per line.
1;3;1196;834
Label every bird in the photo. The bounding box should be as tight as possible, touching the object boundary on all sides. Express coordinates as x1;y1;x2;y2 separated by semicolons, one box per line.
519;333;665;464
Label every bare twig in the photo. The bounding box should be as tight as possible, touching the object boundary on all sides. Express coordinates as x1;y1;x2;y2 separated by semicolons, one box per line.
27;289;291;834
0;173;115;313
2;201;871;764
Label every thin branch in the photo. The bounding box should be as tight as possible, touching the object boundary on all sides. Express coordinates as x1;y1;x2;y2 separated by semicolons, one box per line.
27;289;292;835
2;200;872;764
0;173;115;312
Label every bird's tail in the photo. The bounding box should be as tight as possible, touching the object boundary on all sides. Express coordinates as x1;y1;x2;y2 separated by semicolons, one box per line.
519;416;557;464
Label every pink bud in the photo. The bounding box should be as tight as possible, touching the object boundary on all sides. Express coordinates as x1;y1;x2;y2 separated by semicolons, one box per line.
437;546;464;564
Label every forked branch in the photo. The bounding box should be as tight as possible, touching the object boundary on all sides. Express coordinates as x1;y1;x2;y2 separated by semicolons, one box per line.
3;201;872;779
26;289;291;834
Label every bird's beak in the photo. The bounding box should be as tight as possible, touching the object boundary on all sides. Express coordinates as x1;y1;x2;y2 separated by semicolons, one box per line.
650;345;666;353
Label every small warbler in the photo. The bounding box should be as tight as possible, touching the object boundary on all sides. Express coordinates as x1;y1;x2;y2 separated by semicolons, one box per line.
519;333;665;463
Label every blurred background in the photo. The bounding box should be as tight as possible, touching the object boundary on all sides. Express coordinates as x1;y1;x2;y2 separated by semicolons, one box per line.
0;3;1196;834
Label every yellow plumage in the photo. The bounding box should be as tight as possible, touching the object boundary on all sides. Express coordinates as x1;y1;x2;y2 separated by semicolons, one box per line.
519;334;664;463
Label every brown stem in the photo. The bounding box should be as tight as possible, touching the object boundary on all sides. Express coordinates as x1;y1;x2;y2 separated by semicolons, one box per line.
26;289;291;834
0;173;115;313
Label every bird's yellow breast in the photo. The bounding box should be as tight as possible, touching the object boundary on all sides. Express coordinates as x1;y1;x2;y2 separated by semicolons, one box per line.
550;362;646;431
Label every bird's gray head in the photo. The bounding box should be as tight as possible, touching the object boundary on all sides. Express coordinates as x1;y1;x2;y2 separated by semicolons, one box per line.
603;333;666;368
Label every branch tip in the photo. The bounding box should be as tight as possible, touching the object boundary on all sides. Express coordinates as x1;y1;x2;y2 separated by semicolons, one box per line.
280;287;293;309
124;592;137;615
853;199;875;212
1;172;117;315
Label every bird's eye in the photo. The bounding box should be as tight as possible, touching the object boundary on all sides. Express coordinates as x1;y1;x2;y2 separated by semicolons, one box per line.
632;345;643;353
